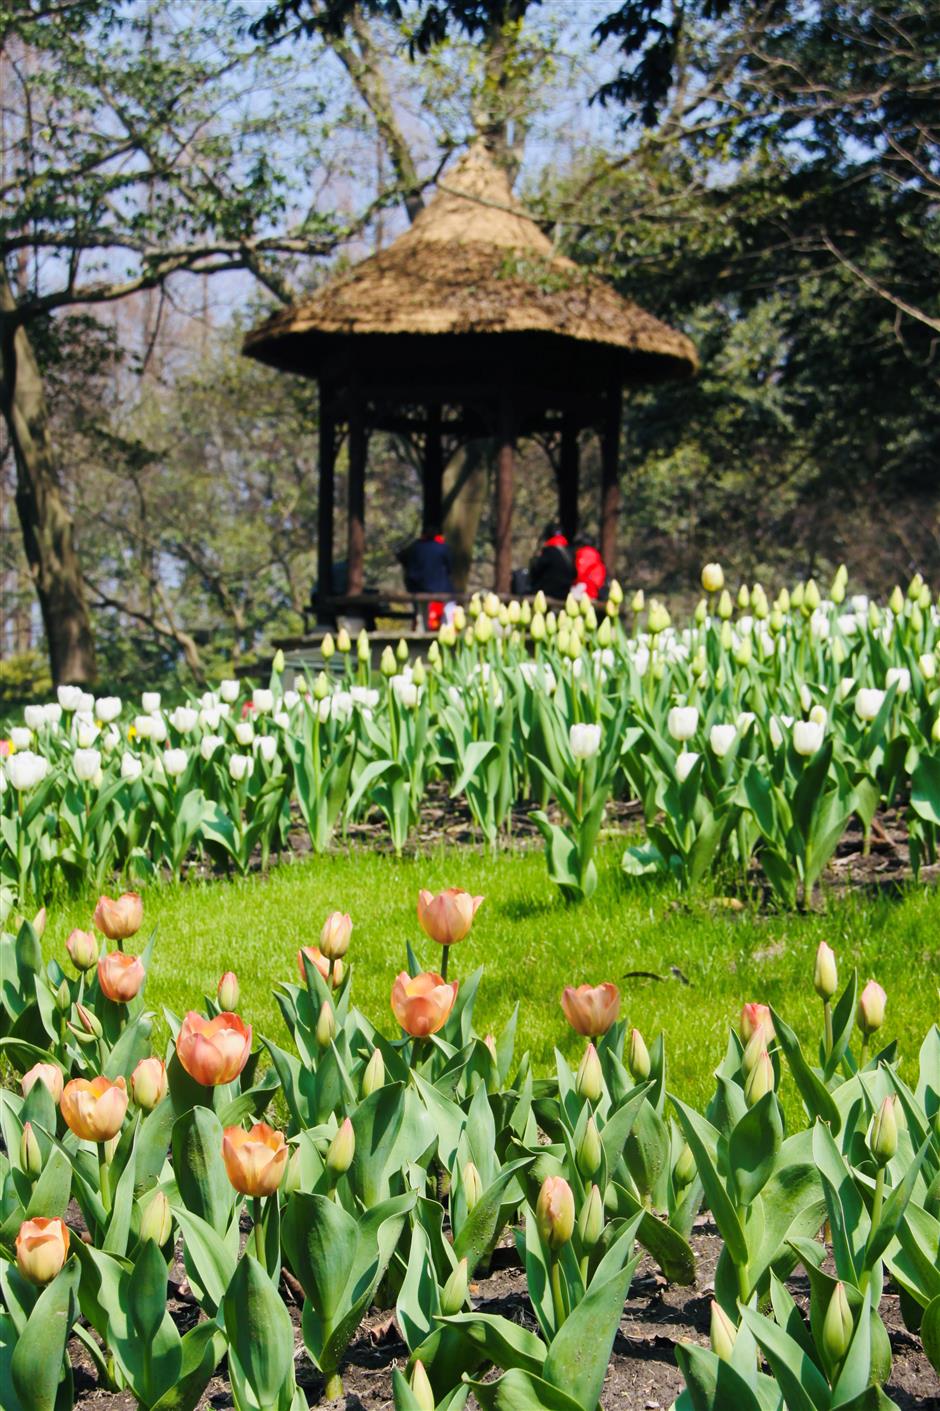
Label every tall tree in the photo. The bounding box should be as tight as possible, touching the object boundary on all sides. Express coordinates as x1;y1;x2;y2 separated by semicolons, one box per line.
1;0;375;682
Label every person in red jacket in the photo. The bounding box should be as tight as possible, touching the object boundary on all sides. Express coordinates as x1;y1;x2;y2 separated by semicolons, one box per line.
573;535;607;600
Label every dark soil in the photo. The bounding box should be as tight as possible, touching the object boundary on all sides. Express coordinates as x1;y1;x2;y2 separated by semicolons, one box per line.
66;1219;940;1411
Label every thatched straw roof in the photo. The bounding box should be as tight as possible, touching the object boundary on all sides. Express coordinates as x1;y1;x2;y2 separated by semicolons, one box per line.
244;144;697;380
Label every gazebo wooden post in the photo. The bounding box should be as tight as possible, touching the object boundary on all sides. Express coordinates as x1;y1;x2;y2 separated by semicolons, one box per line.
600;379;623;573
558;406;579;541
423;403;443;529
316;384;336;618
494;392;515;594
346;388;368;596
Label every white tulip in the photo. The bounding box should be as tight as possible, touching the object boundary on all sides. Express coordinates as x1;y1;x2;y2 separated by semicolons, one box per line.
667;706;699;742
10;727;32;750
76;722;99;749
133;714;156;739
162;748;188;777
569;723;602;760
769;716;784;749
95;696;122;723
150;714;168;743
836;677;856;702
809;705;828;728
392;677;419;709
709;724;736;758
200;691;219;709
199;706;222;730
316;697;332;723
855;688;885;721
235;721;254;746
57;685;83;711
43;703;63;726
675;750;700;783
283;690;299;710
799;683;812;713
736;711;756;733
120;752;143;781
219;679;239;703
200;734;224;761
919;653;937;681
169;706;198;733
351;687;379;709
331;691;353;720
102;727;121;751
24;706;45;730
229;753;253;782
6;750;49;790
886;666;911;695
793;720;824;756
256;734;278;763
838;613;859;636
73;748;101;782
252;688;274;713
273;710;290;729
142;692;161;712
77;691;94;713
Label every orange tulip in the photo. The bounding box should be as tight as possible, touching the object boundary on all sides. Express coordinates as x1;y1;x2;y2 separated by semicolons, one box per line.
390;971;458;1037
176;1010;252;1086
740;1003;774;1045
222;1122;288;1197
131;1056;168;1110
61;1075;128;1142
98;949;145;1002
319;911;352;960
16;1217;70;1285
66;927;98;972
560;983;620;1037
417;888;483;946
93;891;143;940
297;945;342;987
21;1061;63;1104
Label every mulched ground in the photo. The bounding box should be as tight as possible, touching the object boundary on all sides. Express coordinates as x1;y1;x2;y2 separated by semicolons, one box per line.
67;1218;940;1410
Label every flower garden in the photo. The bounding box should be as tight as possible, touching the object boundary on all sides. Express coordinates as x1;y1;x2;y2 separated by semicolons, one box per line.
1;567;939;1410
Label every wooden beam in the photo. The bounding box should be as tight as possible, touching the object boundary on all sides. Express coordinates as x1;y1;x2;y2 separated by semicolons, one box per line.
346;395;368;596
494;395;515;594
316;386;335;617
600;380;623;574
423;403;443;528
558;409;579;541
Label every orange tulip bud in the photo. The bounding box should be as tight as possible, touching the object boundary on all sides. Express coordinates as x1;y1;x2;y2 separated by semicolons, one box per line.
416;888;483;946
217;971;240;1010
390;971;458;1037
535;1175;575;1250
61;1075;128;1142
131;1057;167;1111
16;1217;70;1285
176;1011;252;1086
97;949;145;1002
92;892;143;940
297;945;331;983
319;911;352;960
740;1002;774;1045
21;1061;63;1104
222;1122;288;1197
560;982;620;1037
66;927;98;972
857;980;887;1037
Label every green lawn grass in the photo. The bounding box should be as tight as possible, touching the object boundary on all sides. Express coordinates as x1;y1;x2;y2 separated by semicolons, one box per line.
44;842;939;1112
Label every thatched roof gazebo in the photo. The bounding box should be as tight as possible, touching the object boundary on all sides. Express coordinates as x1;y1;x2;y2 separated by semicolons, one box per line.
244;144;696;611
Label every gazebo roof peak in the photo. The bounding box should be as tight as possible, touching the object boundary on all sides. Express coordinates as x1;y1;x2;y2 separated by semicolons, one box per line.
402;142;557;257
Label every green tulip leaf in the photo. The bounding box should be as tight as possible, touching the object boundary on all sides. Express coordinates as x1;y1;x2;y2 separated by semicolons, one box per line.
223;1254;294;1410
728;1092;783;1207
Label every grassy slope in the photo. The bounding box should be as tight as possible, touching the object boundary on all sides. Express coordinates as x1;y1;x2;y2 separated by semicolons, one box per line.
45;842;938;1112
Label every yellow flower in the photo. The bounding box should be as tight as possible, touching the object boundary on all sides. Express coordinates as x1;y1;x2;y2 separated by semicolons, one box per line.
127;725;138;739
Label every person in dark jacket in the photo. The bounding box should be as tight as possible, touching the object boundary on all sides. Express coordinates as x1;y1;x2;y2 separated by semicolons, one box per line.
529;522;575;601
398;525;454;629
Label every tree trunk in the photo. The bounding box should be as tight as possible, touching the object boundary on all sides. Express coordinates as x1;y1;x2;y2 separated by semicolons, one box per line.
0;270;96;683
442;441;491;592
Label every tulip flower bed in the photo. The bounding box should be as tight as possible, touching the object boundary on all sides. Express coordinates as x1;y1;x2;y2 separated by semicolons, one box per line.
7;565;940;912
1;891;938;1411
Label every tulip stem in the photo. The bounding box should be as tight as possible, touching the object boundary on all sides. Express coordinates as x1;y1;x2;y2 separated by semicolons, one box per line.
860;1037;869;1070
550;1256;568;1331
253;1196;264;1266
98;1143;111;1214
440;946;449;982
324;1372;344;1399
823;1000;833;1058
871;1167;885;1240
